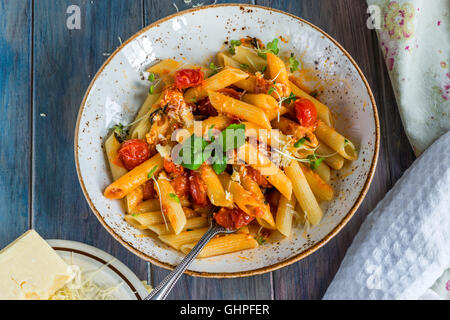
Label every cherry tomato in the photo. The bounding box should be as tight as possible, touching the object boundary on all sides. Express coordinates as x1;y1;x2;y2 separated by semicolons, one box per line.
118;139;150;171
164;159;185;175
142;180;156;201
294;98;318;128
188;171;210;207
174;69;204;89
214;207;255;230
246;167;271;188
170;174;189;200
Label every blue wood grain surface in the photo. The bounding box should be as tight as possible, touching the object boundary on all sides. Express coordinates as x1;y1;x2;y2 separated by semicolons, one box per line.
0;0;415;300
0;0;32;246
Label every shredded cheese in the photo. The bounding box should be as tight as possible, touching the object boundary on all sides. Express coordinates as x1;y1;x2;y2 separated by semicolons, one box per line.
49;262;123;300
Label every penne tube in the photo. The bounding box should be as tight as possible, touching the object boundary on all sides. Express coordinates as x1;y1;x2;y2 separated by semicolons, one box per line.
208;91;272;129
266;52;291;96
300;164;334;201
316;141;345;170
184;67;249;102
315;121;358;161
125;186;144;213
200;165;233;208
218;173;268;218
234;75;258;92
147;59;181;75
155;172;187;235
179;233;258;258
242;93;288;121
217;52;241;69
242;122;291;148
271;117;318;146
285;161;323;225
104;154;164;199
124;211;165;230
147;216;208;236
129;93;161;139
236;143;292;200
131;198;161;214
240;169;276;230
201;115;233;138
276;194;297;237
313;161;331;183
289;81;334;127
232;45;267;72
104;134;128;181
159;227;208;250
289;75;313;95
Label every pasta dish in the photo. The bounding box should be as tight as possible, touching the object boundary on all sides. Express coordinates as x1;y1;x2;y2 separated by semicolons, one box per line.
103;37;358;258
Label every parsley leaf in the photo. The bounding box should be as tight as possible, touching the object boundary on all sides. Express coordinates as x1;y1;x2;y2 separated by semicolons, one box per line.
221;123;246;152
257;38;280;58
209;62;219;77
307;154;325;170
113;123;128;142
169;193;180;203
149;85;155;94
228;39;241;55
255;234;266;245
268;87;276;95
240;63;249;69
294;138;307;148
148;72;155;82
261;65;267;73
282;92;297;105
289;53;300;72
212;156;227;175
147;165;158;179
177;134;208;171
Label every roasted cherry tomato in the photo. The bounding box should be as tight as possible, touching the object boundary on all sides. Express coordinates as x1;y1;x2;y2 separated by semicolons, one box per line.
214;207;255;230
164;159;185;176
170;174;189;200
294;98;318;128
174;69;204;89
188;171;210;207
142;180;156;201
246;167;272;188
118;139;150;171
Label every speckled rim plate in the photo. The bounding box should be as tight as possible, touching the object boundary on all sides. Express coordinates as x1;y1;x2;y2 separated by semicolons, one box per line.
74;4;379;278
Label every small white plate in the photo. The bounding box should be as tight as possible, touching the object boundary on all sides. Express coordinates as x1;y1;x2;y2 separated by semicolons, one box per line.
47;239;148;300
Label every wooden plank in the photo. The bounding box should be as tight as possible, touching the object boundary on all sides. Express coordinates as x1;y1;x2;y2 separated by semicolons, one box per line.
257;0;415;299
32;0;148;281
0;0;31;247
144;0;273;300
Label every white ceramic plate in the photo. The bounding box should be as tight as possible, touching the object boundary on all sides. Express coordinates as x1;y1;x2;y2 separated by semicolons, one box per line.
47;239;148;299
75;4;379;277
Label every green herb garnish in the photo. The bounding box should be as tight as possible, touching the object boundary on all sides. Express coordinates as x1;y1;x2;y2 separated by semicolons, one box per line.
289;53;300;72
294;138;307;148
149;85;155;94
307;154;325;170
282;92;297;105
240;63;249;69
257;38;280;58
169;193;180;203
261;65;267;73
228;40;241;55
148;72;155;82
268;87;276;95
147;165;158;179
209;62;219;77
255;234;266;245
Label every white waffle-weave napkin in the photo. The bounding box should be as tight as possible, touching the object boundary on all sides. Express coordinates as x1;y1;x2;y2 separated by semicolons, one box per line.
323;130;450;300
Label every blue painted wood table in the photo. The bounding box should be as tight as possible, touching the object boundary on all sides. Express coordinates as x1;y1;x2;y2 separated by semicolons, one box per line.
0;0;415;300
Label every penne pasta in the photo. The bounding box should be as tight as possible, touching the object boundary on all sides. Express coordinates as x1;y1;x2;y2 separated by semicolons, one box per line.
129;93;161;139
124;211;165;230
125;186;144;213
180;233;258;258
208;91;272;129
313;161;331;183
276;194;297;237
316;141;345;170
285;161;323;225
104;134;128;181
217;52;242;69
155;172;187;235
237;142;292;200
232;45;267;72
104;154;164;199
159;227;208;250
266;52;291;97
271;116;318;146
184;67;249;102
200;165;233;207
300;164;334;201
242;93;288;121
131;198;161;214
315;121;358;161
148;216;208;236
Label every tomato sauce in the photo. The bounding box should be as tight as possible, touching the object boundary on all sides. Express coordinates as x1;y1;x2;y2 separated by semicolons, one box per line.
214;207;255;230
174;69;204;89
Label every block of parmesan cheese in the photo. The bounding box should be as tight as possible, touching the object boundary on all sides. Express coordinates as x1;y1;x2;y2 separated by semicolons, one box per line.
0;230;74;300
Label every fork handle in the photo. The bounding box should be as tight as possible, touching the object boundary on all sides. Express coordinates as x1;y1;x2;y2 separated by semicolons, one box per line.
144;225;223;300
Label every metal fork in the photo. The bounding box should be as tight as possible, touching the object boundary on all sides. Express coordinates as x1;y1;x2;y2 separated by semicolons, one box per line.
144;218;235;300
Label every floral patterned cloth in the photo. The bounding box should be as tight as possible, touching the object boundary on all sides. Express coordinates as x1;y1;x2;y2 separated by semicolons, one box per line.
367;0;449;155
366;0;450;300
